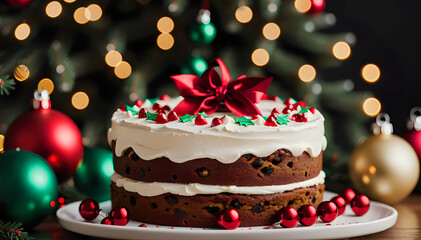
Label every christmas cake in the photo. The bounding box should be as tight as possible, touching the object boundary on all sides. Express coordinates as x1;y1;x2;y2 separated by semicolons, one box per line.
108;59;327;227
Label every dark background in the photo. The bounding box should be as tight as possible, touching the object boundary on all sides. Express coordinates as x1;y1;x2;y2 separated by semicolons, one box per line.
326;0;421;135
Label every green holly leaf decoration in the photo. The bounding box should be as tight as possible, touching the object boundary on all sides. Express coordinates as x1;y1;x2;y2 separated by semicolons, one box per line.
125;105;139;115
146;112;158;121
145;97;159;105
179;114;196;123
233;116;255;127
0;75;16;95
297;107;309;114
276;115;290;125
197;112;211;118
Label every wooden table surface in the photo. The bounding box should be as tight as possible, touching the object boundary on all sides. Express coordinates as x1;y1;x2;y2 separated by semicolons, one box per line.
30;193;421;240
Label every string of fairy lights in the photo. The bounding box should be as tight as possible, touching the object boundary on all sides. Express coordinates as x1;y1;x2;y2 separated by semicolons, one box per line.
8;0;382;117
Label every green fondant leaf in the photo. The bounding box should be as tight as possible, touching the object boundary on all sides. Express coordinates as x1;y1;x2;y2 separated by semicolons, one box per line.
179;114;196;123
146;112;158;121
233;116;255;127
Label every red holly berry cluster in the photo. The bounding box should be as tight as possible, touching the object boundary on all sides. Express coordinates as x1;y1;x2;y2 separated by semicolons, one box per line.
79;199;130;226
217;188;370;230
281;98;315;123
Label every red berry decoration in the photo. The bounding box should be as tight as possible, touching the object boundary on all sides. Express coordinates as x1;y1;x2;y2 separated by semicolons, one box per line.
110;206;130;226
340;188;356;204
155;113;169;124
163;105;171;112
276;207;299;228
251;115;259;120
264;116;278;127
217;208;240;230
135;99;143;107
294;101;308;108
159;94;171;101
152;103;163;112
211;117;224;127
195;115;208;125
138;108;148;118
309;107;316;114
297;205;317;226
79;199;100;221
291;113;308;122
351;195;370;216
271;108;280;115
331;196;346;216
282;104;295;114
119;105;126;111
101;217;114;225
168;111;179;121
283;98;295;105
317;201;338;223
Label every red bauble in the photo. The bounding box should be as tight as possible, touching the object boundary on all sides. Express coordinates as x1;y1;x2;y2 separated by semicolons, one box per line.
211;117;223;127
5;107;83;183
101;217;114;225
7;0;32;8
276;207;299;228
298;205;317;226
195;115;208;125
139;108;148;118
340;188;356;204
351;195;370;216
168;111;179;121
307;0;325;15
217;208;240;230
317;201;338;223
331;196;346;216
110;206;130;226
155;113;169;124
403;129;421;191
79;199;100;221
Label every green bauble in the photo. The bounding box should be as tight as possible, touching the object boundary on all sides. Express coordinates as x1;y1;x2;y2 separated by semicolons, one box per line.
181;56;208;76
190;22;216;45
74;148;114;202
0;149;58;228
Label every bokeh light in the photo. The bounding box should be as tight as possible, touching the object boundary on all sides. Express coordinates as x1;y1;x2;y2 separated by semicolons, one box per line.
114;61;132;79
332;41;351;60
361;64;381;83
298;64;316;82
235;6;253;23
72;92;90;110
157;17;174;33
14;65;30;81
294;0;311;13
63;0;76;3
105;50;122;67
15;23;30;40
38;78;54;94
262;22;281;40
87;4;102;21
46;1;62;18
251;48;270;66
74;7;90;24
157;33;174;50
363;97;381;117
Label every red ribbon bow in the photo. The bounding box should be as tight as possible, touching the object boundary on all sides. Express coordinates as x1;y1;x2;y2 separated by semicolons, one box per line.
171;58;272;117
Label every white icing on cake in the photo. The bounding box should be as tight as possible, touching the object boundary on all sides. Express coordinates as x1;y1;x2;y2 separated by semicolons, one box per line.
111;171;326;197
107;98;327;164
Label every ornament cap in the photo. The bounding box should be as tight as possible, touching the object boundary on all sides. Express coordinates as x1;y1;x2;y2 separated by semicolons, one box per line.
371;113;393;135
33;89;51;110
407;107;421;131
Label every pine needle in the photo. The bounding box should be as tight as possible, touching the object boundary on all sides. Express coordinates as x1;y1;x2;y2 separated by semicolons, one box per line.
0;220;33;240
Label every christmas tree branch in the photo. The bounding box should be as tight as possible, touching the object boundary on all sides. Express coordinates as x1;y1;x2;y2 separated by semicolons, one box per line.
0;221;32;240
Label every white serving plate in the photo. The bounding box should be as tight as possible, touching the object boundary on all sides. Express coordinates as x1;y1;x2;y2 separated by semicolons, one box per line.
57;191;397;240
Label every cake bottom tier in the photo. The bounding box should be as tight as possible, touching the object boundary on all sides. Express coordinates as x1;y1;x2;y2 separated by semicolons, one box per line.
110;183;325;227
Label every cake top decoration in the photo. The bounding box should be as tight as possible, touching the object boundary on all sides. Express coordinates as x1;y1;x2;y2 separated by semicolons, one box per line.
171;58;273;117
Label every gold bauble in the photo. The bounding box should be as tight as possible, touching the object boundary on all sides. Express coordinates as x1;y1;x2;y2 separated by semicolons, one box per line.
14;64;30;82
350;134;420;205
